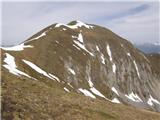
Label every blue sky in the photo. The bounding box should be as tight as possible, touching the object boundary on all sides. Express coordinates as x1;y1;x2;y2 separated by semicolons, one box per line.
1;0;159;46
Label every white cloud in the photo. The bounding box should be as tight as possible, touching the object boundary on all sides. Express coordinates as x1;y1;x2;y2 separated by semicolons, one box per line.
105;2;159;44
1;1;159;46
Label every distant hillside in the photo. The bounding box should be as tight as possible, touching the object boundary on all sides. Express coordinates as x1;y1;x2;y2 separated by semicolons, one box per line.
135;43;160;54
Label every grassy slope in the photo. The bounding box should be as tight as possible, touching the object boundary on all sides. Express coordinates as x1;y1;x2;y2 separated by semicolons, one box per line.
2;68;160;120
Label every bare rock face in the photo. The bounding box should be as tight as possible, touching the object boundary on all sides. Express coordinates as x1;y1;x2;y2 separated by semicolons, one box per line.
1;20;160;115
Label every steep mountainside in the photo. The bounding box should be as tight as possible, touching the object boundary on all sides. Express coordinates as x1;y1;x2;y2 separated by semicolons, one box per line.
1;21;160;119
147;53;160;73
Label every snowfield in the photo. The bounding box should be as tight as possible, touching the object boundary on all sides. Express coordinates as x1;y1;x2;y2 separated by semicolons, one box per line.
1;43;33;51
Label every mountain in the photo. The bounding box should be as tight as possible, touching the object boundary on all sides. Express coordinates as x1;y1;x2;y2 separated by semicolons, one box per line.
1;20;160;120
135;42;160;54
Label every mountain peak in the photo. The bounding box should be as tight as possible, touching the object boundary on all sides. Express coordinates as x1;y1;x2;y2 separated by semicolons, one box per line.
67;20;86;25
55;20;93;29
2;21;160;117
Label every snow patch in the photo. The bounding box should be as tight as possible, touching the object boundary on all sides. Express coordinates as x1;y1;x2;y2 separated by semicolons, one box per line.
107;44;116;74
67;83;73;88
112;63;116;73
127;53;142;78
74;41;94;56
148;98;153;106
4;53;17;70
147;95;160;106
73;44;81;50
96;45;100;52
55;23;63;28
77;33;83;43
3;53;35;80
55;41;60;44
68;67;75;75
63;28;66;31
33;32;46;40
29;32;46;41
55;21;93;29
127;53;131;57
125;92;142;102
107;44;112;61
101;54;105;64
111;98;121;103
120;44;124;47
90;87;106;99
78;88;96;99
1;43;33;51
74;20;93;29
88;77;94;88
72;35;77;39
23;59;58;81
111;87;119;96
48;73;60;82
133;60;140;79
73;33;94;56
86;75;107;100
64;87;70;92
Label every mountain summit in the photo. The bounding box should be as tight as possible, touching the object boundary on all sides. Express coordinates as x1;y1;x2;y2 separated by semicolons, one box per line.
1;21;160;120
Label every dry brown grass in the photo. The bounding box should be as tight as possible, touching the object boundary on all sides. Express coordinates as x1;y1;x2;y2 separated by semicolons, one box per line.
2;68;160;120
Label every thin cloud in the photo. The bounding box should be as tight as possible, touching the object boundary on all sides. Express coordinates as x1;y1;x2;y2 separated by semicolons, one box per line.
1;1;159;46
98;4;149;22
